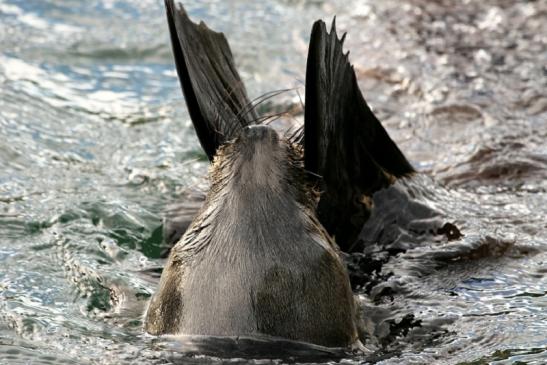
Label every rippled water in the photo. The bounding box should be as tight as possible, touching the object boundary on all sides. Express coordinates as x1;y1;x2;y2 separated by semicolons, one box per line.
0;0;546;364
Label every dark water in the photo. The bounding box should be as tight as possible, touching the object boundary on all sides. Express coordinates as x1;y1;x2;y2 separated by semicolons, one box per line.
0;0;546;364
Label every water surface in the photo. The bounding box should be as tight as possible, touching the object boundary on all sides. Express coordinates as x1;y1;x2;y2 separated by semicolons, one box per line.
0;0;546;364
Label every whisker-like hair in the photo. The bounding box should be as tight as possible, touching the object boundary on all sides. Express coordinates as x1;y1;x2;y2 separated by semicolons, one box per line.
224;88;297;139
303;168;323;179
296;89;304;111
211;80;254;139
224;92;277;139
236;88;294;121
286;125;304;145
252;110;290;124
263;115;284;126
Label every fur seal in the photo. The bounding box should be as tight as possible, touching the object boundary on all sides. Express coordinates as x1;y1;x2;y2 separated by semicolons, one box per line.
145;0;414;348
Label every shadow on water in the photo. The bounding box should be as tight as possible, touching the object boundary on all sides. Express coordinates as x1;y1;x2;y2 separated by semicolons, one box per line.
0;0;546;364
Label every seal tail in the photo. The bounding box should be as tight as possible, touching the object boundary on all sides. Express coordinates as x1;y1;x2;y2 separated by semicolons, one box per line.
165;0;258;160
304;19;415;251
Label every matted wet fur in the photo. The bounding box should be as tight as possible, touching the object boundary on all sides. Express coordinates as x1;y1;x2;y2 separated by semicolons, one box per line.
145;125;359;346
146;0;414;348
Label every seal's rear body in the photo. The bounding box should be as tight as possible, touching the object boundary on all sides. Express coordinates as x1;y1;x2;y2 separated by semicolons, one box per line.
145;117;359;346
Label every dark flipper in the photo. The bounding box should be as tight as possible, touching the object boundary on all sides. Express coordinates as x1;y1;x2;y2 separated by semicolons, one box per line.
304;20;414;251
165;0;257;160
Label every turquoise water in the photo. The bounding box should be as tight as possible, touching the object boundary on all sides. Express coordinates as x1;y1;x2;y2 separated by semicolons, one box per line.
1;0;546;364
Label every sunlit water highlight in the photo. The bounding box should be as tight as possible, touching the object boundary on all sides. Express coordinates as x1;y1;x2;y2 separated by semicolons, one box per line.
0;0;546;364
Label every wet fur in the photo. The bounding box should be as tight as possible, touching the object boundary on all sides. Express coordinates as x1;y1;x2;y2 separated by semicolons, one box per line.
145;131;358;346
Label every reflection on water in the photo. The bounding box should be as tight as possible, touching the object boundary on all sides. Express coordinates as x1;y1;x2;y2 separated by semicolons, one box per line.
0;0;546;364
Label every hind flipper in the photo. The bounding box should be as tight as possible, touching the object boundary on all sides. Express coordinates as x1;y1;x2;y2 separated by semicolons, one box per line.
304;20;414;251
165;0;257;160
